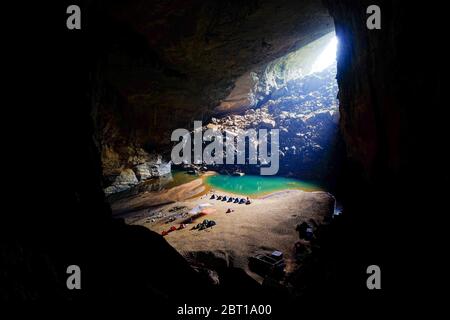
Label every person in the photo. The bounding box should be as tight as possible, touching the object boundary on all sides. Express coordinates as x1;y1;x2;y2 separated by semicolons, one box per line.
296;222;313;240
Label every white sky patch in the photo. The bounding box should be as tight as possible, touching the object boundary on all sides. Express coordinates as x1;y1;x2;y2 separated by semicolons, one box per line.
311;36;338;73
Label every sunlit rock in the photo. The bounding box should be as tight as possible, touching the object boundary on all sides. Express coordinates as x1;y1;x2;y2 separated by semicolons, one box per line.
104;168;139;195
135;163;152;181
149;161;171;177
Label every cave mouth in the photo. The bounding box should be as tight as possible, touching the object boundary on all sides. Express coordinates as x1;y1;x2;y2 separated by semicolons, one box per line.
203;31;341;186
101;19;342;291
6;0;441;307
104;31;341;200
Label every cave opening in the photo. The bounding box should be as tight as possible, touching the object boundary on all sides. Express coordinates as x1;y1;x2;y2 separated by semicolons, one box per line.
311;35;338;73
4;0;445;309
104;26;344;293
201;31;341;188
105;31;342;201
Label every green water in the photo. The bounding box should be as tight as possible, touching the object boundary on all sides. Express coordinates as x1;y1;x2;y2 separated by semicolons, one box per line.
205;174;321;196
163;170;199;189
106;170;198;202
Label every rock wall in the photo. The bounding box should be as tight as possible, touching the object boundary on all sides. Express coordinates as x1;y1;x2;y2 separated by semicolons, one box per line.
104;157;172;195
91;71;172;193
321;0;446;300
215;32;336;115
3;2;210;302
325;0;445;184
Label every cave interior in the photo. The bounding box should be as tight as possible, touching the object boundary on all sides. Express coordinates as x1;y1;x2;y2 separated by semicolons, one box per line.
2;0;446;312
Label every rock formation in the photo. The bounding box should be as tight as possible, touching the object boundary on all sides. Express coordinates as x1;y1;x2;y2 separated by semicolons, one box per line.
204;64;341;180
3;0;445;310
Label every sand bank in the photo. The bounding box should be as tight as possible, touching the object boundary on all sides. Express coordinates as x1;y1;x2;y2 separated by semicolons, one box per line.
119;181;334;282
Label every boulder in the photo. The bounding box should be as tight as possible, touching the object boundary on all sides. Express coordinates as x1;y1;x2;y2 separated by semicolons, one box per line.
104;184;131;195
149;161;171;177
115;168;138;185
134;163;152;181
134;159;172;182
104;168;138;195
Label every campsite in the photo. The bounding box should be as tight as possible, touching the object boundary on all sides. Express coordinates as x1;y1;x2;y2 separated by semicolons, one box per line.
120;181;334;283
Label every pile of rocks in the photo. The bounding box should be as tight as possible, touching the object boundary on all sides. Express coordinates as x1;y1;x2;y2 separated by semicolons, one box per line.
205;64;340;180
104;155;171;195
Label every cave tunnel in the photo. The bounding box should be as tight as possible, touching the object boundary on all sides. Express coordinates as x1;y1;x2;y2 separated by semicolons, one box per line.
2;0;446;314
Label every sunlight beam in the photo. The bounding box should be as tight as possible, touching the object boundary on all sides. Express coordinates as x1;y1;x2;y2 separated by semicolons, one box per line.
311;36;338;73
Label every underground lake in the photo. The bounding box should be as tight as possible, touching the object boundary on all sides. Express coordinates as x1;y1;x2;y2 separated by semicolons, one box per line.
204;174;322;196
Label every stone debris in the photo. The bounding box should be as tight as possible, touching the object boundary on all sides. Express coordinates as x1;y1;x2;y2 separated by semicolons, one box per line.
104;169;139;195
104;157;172;195
203;64;339;179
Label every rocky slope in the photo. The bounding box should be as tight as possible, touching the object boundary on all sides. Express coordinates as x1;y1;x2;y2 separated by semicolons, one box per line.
204;64;341;180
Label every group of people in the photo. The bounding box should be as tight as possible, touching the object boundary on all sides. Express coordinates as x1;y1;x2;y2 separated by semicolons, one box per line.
210;194;252;205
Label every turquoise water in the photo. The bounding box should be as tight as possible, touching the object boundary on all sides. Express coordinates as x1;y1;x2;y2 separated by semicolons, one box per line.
205;174;321;196
106;170;198;202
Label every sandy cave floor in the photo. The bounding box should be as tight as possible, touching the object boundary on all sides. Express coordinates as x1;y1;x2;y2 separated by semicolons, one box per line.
111;174;335;282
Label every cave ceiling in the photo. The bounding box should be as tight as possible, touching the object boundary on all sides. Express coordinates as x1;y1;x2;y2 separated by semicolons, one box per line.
94;0;334;148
